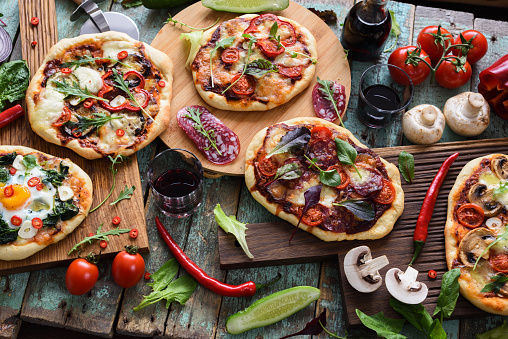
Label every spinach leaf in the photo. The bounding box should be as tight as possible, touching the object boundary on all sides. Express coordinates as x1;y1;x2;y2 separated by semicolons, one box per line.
433;268;461;322
481;275;508;294
290;185;322;242
42;163;70;187
476;321;508;339
43;198;79;227
0;60;30;111
266;127;311;158
333;199;375;221
390;298;446;339
0;216;18;245
305;155;342;187
0;152;16;165
398;151;415;183
245;59;279;77
0;168;8;183
335;138;361;178
22;155;37;170
356;309;406;339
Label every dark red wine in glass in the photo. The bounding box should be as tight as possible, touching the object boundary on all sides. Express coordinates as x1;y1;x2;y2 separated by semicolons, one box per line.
153;169;200;198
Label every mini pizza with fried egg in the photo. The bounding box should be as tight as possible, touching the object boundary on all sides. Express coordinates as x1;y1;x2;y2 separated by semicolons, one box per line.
0;146;93;260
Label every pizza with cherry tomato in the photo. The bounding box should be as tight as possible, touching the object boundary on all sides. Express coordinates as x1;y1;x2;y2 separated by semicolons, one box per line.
191;14;317;111
0;146;93;261
245;118;404;241
26;32;173;160
445;154;508;315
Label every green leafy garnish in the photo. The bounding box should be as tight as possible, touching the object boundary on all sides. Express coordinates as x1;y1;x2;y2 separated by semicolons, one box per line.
476;321;508;339
335;138;361;178
268;22;284;49
166;14;219;31
68;223;130;255
181;31;204;68
0;152;16;165
245;59;279;77
0;168;8;183
433;268;461;324
317;77;345;128
383;11;401;53
110;185;135;205
41;163;69;187
481;275;508;294
184;107;221;155
65;112;121;135
214;204;253;259
60;55;129;69
22;155;37;171
222;34;257;94
274;162;302;181
398;151;415;183
52;79;107;103
119;0;143;8
305;155;342;187
474;227;508;270
0;60;30;111
390;298;447;339
133;258;197;311
494;182;508;196
356;309;406;339
111;68;154;123
43;198;79;227
0;215;18;245
333;199;374;221
287;50;317;64
266;127;310;158
210;36;236;87
89;155;130;213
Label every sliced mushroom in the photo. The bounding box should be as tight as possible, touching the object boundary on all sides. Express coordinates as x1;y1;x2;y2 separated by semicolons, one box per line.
458;228;496;267
402;104;445;144
468;183;502;217
385;266;428;304
344;246;389;293
491;156;508;180
443;92;490;137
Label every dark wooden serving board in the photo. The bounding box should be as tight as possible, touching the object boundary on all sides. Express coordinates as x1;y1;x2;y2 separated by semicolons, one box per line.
218;137;508;326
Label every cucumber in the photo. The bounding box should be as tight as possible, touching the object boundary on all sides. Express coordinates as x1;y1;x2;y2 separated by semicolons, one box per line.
142;0;194;9
225;286;321;334
201;0;289;13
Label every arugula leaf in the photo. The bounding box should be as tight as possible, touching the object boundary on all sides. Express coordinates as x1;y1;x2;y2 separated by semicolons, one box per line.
0;215;18;245
356;309;406;339
494;182;508;196
68;223;130;255
287;50;318;64
245;59;279;77
65;113;122;135
280;309;327;338
222;34;258;94
22;155;37;170
166;14;219;31
383;11;401;53
0;60;30;111
433;268;461;323
89;155;130;213
210;36;236;87
335;138;361;178
266;127;311;158
52;79;106;103
474;227;508;270
317;77;345;128
0;168;8;183
305;155;342;187
110;185;135;205
214;204;253;259
181;31;205;68
268;22;284;49
398;151;415;183
481;275;508;294
184;106;221;155
333;199;375;221
476;321;508;339
60;55;129;69
0;152;16;165
111;68;154;123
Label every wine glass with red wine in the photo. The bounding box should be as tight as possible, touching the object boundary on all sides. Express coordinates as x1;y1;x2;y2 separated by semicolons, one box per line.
147;149;204;218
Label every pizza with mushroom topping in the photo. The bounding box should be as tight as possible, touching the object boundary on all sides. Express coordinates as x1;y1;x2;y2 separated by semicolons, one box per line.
245;118;404;241
190;13;317;111
445;154;508;315
26;31;173;160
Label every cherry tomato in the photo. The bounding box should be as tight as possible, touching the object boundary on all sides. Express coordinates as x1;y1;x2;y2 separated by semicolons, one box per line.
32;218;43;229
489;252;508;273
11;216;22;226
36;183;44;191
144;271;151;280
256;155;278;177
231;74;256;96
255;38;285;58
9;168;16;175
451;30;488;64
117;50;128;60
112;216;121;225
52;107;72;127
326;165;350;190
112;246;145;288
65;256;99;295
83;98;94;108
456;203;484;228
61;68;72;74
435;58;472;89
388;46;431;85
27;177;40;187
302;204;325;226
374;179;396;204
158;80;166;87
221;48;240;64
3;185;13;197
278;65;303;79
129;229;139;239
30;17;39;26
428;270;437;279
417;25;453;62
99;240;108;249
116;129;125;137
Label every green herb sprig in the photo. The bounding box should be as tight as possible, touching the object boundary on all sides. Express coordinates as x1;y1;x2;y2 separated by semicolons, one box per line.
398;151;415;183
317;77;345;128
245;59;278;77
474;227;508;270
494;182;508;196
269;22;316;64
383;11;401;53
65;113;121;134
68;223;130;255
166;14;219;31
481;275;508;294
60;55;130;69
52;79;107;103
222;34;257;94
210;36;235;87
335;138;361;178
110;185;135;205
305;155;342;187
184;107;222;155
89;155;130;213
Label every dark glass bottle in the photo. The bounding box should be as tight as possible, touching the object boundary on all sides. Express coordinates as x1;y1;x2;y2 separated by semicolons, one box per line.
340;0;392;61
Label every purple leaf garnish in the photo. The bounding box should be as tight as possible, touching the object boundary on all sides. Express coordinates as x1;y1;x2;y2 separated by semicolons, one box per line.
289;185;322;242
280;309;327;338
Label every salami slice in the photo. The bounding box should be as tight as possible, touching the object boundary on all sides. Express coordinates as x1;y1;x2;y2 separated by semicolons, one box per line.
177;105;240;165
312;80;346;122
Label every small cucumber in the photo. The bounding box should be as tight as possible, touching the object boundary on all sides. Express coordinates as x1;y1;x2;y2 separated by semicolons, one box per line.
142;0;194;9
226;286;321;334
201;0;289;13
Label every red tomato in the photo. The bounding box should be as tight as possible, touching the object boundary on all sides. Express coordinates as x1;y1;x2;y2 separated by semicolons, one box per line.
255;38;285;58
374;179;396;204
221;48;240;64
388;46;431;85
112;246;145;288
435;58;472;89
65;257;99;295
451;30;488;64
326;165;350;190
417;25;453;62
256;155;278;177
231;74;256;96
456;203;484;228
301;204;325;226
489;252;508;273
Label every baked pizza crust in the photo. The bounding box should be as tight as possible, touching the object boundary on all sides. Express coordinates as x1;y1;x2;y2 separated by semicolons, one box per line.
26;31;173;160
245;117;404;241
0;146;93;261
191;14;317;111
445;154;508;315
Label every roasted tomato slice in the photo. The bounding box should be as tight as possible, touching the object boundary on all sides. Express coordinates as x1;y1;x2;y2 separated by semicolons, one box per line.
221;48;240;64
255;38;285;58
327;165;350;190
374;178;396;204
310;126;332;140
52;106;72;127
257;155;278;177
457;203;485;228
302;204;325;226
489;252;508;273
231;74;256;96
278;65;303;79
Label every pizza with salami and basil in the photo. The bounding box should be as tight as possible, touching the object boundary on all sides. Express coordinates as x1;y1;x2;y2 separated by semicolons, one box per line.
245;117;404;241
190;13;317;111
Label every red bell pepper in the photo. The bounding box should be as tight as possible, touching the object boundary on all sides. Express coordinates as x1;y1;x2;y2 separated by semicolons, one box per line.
478;54;508;119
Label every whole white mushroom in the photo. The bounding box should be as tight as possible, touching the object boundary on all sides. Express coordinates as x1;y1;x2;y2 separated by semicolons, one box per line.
443;92;490;137
402;104;445;144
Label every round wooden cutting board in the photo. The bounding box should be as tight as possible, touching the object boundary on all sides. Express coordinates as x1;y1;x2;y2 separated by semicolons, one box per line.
151;1;351;176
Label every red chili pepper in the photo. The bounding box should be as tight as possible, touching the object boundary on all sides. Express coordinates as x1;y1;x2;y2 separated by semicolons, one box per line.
117;50;128;60
3;185;13;197
32;218;43;229
0;104;25;129
129;228;138;239
61;67;72;74
112;216;121;225
156;216;279;297
99;240;108;249
409;152;459;265
478;54;508;119
144;271;151;280
31;41;37;47
98;70;149;112
31;17;39;26
158;80;165;87
88;232;94;237
83;98;94;108
36;183;44;191
428;270;437;279
27;177;40;187
11;216;22;226
116;129;125;137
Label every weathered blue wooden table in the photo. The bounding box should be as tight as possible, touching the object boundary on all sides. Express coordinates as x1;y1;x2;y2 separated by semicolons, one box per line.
1;0;508;338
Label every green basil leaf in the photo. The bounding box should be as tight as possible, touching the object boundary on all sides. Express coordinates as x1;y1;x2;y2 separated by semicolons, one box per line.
214;204;253;259
398;151;415;183
476;321;508;339
481;275;508;294
22;155;37;170
333;199;375;221
0;152;16;165
269;22;278;39
356;309;406;339
0;60;30;111
320;169;342;187
390;298;433;333
266;127;311;158
245;59;279;77
428;318;447;339
433;268;461;319
335;138;357;166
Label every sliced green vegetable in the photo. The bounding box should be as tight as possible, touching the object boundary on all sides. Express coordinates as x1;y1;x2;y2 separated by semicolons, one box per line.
214;204;253;259
202;0;289;13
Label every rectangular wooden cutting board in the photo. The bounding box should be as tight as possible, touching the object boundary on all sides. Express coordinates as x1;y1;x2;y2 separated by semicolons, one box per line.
218;137;508;326
0;0;148;275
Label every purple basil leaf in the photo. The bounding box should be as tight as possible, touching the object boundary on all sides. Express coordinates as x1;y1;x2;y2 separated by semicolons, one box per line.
289;185;322;242
280;309;327;339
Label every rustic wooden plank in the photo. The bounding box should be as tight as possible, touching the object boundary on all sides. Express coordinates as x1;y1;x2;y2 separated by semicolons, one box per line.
0;273;29;339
